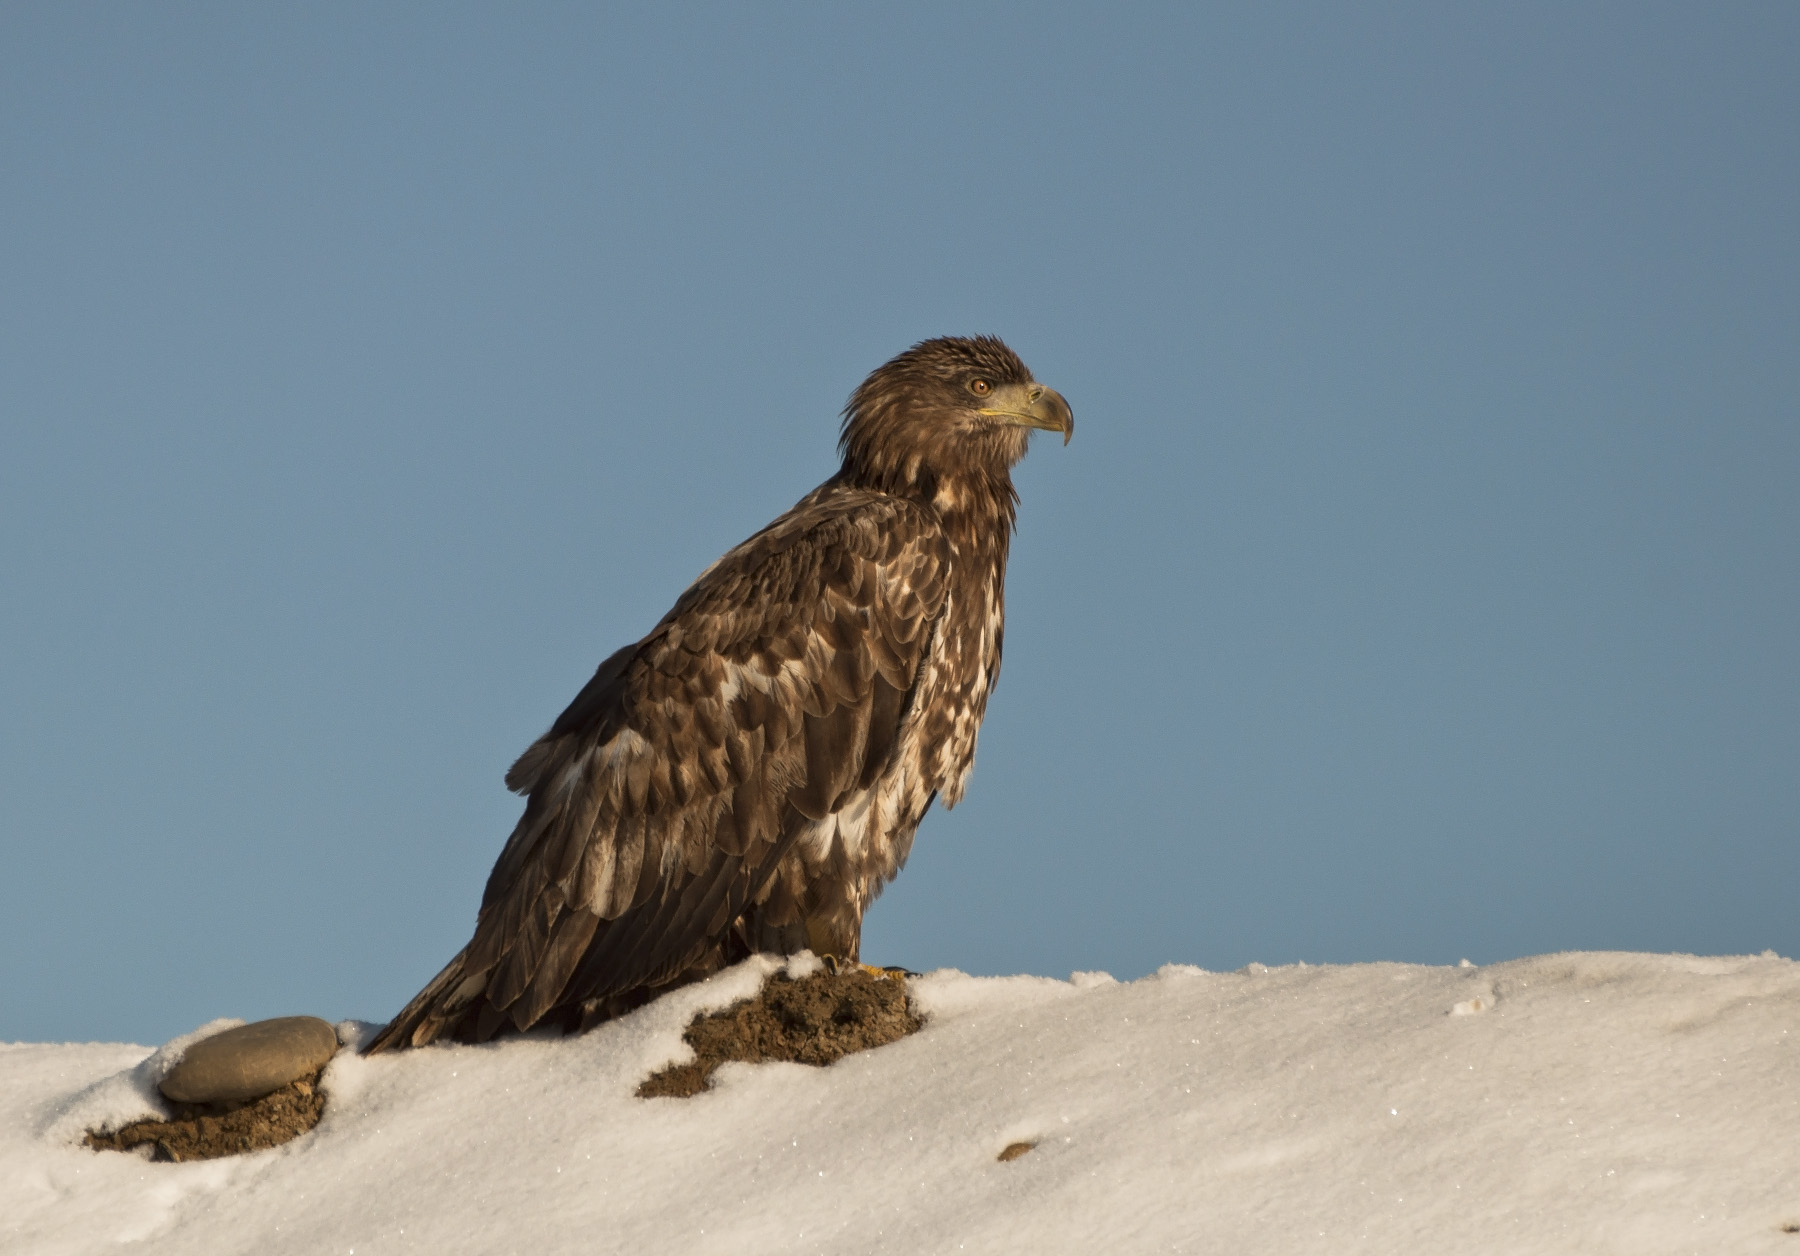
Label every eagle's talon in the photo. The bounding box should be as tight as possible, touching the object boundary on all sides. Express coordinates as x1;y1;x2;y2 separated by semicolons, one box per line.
815;956;907;982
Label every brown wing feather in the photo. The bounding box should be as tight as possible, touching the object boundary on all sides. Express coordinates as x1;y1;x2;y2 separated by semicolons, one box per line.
364;490;948;1052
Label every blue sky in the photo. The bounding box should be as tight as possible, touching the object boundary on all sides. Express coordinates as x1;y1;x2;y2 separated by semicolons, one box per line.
3;4;1795;1045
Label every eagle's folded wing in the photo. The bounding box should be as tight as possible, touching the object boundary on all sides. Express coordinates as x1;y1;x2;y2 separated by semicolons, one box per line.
365;494;948;1050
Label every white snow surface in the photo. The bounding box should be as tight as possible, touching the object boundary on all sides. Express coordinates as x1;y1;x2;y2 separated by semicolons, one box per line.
5;951;1798;1255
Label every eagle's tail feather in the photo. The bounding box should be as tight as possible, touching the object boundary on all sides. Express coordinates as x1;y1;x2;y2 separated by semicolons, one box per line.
362;944;482;1054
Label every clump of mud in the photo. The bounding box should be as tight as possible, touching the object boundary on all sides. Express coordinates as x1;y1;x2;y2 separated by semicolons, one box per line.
86;1072;325;1162
639;968;921;1098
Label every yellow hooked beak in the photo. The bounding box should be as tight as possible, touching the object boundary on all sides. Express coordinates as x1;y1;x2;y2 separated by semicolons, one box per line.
979;382;1074;446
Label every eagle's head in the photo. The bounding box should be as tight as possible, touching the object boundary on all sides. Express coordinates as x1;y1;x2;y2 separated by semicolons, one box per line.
839;335;1072;498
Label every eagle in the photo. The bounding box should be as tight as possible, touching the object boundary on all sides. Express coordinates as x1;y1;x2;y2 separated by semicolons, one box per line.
365;336;1072;1052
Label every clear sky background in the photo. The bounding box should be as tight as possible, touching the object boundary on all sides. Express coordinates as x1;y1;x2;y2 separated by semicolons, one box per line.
3;4;1795;1046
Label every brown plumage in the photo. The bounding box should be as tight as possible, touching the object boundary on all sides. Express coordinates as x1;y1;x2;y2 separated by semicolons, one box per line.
364;336;1072;1052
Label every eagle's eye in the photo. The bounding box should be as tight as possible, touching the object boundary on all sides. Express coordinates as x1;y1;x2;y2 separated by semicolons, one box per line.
969;379;991;396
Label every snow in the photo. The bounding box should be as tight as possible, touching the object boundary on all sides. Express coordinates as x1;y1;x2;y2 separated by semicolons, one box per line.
6;950;1798;1254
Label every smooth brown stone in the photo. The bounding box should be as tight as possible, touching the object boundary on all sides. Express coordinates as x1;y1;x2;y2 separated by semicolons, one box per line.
159;1017;340;1105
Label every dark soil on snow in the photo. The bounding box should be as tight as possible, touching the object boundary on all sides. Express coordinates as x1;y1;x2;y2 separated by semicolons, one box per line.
85;968;917;1156
638;967;922;1098
85;1071;326;1162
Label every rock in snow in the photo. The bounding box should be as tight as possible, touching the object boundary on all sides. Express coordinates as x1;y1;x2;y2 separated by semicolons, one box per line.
5;950;1800;1255
157;1017;340;1105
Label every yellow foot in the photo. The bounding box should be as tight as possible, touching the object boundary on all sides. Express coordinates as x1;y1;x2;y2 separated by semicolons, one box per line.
816;955;914;981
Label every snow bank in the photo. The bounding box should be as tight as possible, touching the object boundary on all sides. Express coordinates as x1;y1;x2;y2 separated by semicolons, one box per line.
5;951;1797;1254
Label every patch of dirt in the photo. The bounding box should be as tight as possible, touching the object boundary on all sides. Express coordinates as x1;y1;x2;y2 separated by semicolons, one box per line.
639;968;921;1098
86;1071;325;1162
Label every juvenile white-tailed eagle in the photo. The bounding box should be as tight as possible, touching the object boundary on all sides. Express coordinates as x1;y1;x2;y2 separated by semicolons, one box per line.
365;336;1071;1051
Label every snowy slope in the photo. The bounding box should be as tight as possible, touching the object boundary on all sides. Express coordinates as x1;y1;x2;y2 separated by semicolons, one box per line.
5;951;1798;1255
